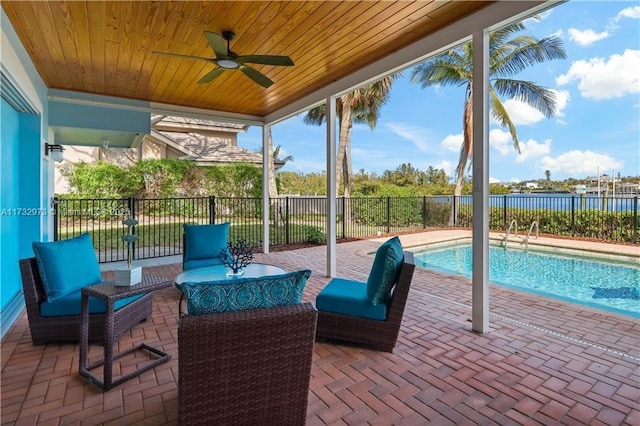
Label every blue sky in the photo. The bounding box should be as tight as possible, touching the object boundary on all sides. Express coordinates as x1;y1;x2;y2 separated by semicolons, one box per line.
238;1;640;183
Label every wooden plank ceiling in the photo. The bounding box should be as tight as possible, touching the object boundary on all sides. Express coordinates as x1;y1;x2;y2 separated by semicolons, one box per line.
2;1;491;118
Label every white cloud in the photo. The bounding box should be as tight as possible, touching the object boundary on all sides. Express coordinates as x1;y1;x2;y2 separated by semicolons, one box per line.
615;5;640;21
516;138;552;163
551;89;570;118
556;49;640;100
440;133;463;153
503;99;546;125
510;177;522;183
489;177;500;184
490;129;513;155
433;160;454;178
385;122;435;153
490;129;551;163
523;9;554;26
540;151;623;175
568;28;610;46
494;89;569;127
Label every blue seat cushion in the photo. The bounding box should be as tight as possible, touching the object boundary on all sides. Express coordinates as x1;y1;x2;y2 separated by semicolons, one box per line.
183;223;229;268
366;236;404;305
32;233;102;302
180;269;311;315
183;257;224;271
40;289;144;317
316;277;388;321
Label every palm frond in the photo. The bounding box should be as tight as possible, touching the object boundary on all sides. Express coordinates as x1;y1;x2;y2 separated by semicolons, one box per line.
492;35;566;77
493;79;557;117
410;60;470;88
303;105;327;126
489;87;521;153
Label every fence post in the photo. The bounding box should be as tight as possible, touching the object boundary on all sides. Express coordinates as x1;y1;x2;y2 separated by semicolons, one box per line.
571;196;575;237
208;196;215;224
422;196;427;229
285;197;290;245
386;197;391;233
128;197;137;260
452;196;457;227
633;196;638;244
52;197;59;241
341;197;346;239
502;195;507;229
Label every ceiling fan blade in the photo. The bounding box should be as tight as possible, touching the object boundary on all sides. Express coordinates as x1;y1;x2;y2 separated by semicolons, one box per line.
153;51;216;64
239;65;274;88
235;55;294;66
198;67;226;84
204;31;229;59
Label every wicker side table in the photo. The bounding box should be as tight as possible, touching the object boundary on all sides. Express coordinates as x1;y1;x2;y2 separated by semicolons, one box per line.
79;274;172;391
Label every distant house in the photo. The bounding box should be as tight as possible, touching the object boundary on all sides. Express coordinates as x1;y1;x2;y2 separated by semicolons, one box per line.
55;115;283;193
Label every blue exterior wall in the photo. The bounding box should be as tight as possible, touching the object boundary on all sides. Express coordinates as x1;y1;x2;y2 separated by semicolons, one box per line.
0;98;41;312
1;98;22;311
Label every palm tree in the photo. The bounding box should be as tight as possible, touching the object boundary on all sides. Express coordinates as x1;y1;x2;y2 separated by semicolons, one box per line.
303;75;399;199
410;22;566;202
264;127;294;226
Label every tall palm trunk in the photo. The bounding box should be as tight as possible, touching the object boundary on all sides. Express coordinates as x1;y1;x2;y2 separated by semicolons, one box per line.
266;127;284;227
450;86;473;226
338;104;354;225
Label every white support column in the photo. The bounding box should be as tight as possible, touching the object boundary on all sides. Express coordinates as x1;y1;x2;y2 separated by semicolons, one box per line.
471;29;490;333
262;124;270;254
326;96;337;277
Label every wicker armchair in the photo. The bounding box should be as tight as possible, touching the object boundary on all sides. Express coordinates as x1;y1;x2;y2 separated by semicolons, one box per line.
315;251;415;352
178;303;317;425
19;257;152;345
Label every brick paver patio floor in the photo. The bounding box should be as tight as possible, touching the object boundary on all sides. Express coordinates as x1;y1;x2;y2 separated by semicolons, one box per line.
2;237;639;425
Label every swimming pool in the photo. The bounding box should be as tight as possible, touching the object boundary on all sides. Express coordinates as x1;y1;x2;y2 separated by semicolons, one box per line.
411;241;640;318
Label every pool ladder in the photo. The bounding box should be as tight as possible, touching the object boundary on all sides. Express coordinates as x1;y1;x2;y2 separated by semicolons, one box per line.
503;220;538;249
525;221;539;249
503;219;518;249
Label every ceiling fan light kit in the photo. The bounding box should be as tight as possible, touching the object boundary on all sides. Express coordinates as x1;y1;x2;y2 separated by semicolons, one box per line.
153;30;293;88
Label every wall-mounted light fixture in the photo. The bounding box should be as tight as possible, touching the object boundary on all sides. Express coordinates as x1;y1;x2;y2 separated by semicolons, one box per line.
44;143;64;163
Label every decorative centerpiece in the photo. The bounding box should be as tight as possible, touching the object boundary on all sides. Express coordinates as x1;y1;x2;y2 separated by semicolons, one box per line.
115;218;142;286
220;238;254;277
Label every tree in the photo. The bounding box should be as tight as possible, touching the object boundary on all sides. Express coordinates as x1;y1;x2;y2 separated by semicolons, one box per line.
545;169;551;181
303;75;399;198
263;127;294;226
410;22;566;202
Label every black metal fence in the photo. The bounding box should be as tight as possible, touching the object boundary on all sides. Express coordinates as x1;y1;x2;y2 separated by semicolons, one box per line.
54;194;639;263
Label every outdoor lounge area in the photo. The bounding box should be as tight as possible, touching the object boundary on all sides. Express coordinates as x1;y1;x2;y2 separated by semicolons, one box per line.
2;235;638;425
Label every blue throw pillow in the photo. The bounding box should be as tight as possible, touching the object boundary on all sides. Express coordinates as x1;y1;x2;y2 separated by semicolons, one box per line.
183;223;229;262
366;236;404;305
180;269;311;315
32;233;102;302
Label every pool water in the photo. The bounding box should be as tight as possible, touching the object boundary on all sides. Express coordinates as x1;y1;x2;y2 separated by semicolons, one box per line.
411;242;640;318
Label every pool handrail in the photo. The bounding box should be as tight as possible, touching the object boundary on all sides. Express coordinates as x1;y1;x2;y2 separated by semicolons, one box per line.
526;221;539;250
503;219;518;248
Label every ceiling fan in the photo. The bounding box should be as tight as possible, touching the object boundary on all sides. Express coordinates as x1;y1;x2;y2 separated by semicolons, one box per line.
153;30;294;88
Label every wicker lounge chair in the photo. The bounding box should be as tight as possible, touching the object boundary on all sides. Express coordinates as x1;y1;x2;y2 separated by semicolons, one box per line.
178;302;317;425
315;251;415;352
19;257;152;345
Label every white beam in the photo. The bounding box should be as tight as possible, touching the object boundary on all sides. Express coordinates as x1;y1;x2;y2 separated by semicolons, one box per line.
326;96;337;277
262;124;270;254
265;1;554;125
471;30;490;333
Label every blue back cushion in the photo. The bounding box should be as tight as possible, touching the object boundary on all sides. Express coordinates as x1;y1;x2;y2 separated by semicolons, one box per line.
366;236;404;305
181;269;311;315
183;223;229;264
32;233;102;302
